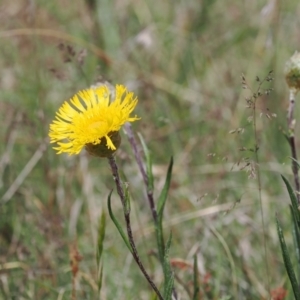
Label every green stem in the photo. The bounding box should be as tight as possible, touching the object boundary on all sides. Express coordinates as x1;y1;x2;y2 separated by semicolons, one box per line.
107;155;164;300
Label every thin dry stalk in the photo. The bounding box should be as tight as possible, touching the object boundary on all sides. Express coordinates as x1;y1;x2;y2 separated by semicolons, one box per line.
287;89;300;203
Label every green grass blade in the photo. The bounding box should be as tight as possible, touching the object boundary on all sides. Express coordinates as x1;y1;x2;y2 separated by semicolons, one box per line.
96;211;106;292
163;232;174;300
290;205;300;280
156;157;174;262
276;215;300;299
97;264;104;293
192;255;200;300
157;157;173;215
155;223;165;263
96;210;106;266
290;205;300;256
107;190;132;253
164;273;174;300
163;232;172;278
281;175;300;223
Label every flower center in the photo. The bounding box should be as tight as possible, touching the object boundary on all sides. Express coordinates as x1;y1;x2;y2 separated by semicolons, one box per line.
88;121;104;130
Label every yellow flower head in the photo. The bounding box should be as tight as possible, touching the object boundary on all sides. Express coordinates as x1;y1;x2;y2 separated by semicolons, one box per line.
49;84;140;156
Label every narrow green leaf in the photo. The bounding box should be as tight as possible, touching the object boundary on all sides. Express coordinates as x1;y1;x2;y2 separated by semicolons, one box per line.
281;175;300;223
96;212;105;293
155;223;165;263
290;205;300;256
192;255;200;300
97;264;104;292
290;205;300;279
163;232;174;300
96;210;106;266
276;215;300;300
157;157;173;215
107;190;132;252
158;157;173;256
138;133;154;191
156;157;174;263
163;232;172;278
164;273;174;300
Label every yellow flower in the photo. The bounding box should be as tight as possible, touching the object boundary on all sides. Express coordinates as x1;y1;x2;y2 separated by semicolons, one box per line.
49;84;140;156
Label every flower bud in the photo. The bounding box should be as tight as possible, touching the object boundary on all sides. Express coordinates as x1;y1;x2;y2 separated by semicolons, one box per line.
285;51;300;93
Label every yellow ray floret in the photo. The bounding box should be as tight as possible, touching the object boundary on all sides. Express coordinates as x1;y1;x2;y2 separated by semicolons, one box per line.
49;84;140;155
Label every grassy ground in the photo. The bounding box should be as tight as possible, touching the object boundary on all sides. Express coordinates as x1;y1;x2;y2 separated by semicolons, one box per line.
1;0;300;299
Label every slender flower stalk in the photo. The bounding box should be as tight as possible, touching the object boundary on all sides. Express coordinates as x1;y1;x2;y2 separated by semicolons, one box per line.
124;123;148;187
124;123;157;222
107;155;164;300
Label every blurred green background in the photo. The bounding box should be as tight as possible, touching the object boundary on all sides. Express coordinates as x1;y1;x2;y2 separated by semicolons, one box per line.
0;0;299;299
